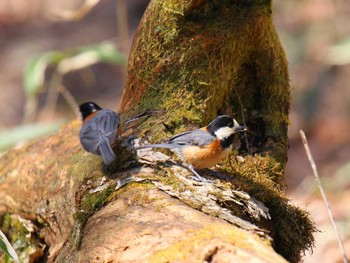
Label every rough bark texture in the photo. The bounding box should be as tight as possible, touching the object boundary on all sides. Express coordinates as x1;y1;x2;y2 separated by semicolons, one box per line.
0;1;316;263
59;185;286;263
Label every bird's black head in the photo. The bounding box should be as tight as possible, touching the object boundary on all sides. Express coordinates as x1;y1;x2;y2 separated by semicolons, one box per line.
206;115;247;149
79;102;102;120
206;115;235;136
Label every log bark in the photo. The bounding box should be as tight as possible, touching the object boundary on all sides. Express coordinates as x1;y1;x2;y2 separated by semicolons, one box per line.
0;1;315;263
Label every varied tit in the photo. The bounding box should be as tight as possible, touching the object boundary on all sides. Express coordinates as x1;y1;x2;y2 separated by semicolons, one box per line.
136;115;247;181
79;102;121;165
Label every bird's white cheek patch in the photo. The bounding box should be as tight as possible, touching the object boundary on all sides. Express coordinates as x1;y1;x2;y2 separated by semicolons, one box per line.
214;127;234;140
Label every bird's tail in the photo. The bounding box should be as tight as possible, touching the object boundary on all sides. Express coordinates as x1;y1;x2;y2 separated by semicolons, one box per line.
135;144;174;150
99;137;116;165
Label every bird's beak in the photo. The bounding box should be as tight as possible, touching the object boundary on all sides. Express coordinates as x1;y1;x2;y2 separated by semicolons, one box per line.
236;125;248;132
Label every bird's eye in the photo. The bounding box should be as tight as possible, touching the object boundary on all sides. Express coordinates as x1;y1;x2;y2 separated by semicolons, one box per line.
228;123;233;128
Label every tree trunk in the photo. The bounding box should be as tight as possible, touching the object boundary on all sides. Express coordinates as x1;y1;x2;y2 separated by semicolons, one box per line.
120;0;290;166
0;1;315;263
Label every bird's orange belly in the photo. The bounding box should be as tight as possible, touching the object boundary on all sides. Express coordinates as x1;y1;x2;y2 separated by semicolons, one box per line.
182;140;231;169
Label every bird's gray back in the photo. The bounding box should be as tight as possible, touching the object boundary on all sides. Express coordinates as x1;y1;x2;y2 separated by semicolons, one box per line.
168;129;215;147
93;110;119;138
80;109;119;153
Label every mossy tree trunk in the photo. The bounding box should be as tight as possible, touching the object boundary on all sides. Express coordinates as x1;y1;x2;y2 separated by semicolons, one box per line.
0;1;315;263
120;0;290;166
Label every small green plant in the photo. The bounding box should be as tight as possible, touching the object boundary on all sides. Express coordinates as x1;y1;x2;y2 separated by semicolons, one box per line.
0;120;65;152
0;41;126;153
0;230;19;263
23;41;126;123
326;36;350;65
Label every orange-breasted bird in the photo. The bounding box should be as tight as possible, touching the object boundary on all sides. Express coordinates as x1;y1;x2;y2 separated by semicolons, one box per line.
136;115;247;181
79;102;120;165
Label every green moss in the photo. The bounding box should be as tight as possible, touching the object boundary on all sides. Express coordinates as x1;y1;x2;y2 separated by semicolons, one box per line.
1;214;28;248
80;187;114;212
72;180;157;248
220;154;316;262
71;154;102;182
72;182;117;248
72;211;88;248
268;199;316;262
0;214;45;262
161;174;186;192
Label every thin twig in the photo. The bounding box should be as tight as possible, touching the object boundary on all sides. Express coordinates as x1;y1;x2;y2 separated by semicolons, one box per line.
300;130;348;263
57;85;80;120
234;88;251;154
124;110;164;125
22;97;39;124
44;72;62;120
51;0;101;21
116;0;129;82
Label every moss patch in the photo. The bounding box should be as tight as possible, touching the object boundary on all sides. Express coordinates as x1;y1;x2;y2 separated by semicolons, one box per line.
220;154;316;262
72;179;155;248
0;214;46;262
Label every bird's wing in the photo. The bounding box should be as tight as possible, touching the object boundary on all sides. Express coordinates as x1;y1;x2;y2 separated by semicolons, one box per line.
94;110;120;137
169;129;215;147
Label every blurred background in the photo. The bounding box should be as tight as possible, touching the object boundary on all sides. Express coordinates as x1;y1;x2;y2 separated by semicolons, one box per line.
0;0;349;262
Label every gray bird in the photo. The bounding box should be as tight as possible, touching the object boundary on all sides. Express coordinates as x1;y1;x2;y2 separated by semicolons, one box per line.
79;102;120;165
